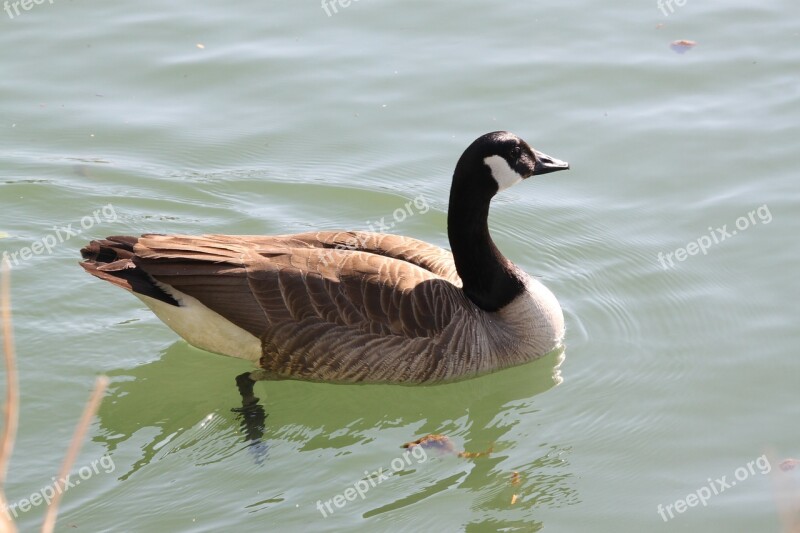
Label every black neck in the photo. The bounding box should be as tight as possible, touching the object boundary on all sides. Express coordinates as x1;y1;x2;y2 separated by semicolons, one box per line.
447;166;526;312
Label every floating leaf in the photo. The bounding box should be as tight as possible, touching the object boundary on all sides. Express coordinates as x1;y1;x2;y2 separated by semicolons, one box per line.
402;434;492;458
670;39;697;54
780;458;799;471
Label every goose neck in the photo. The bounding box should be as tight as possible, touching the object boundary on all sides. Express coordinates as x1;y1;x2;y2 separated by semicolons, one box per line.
447;179;525;312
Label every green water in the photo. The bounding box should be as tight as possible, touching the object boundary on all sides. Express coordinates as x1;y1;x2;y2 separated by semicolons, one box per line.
2;1;799;531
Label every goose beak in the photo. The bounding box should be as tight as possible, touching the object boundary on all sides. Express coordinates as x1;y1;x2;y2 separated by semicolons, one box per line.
532;149;570;175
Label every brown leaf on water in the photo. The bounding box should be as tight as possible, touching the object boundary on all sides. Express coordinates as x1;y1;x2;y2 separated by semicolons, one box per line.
402;434;455;454
670;39;697;54
402;434;492;458
780;458;800;471
457;446;493;459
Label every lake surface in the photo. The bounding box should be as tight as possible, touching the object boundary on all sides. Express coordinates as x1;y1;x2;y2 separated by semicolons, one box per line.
1;0;799;531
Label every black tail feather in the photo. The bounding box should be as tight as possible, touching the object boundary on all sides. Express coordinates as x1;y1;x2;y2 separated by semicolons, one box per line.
80;236;180;306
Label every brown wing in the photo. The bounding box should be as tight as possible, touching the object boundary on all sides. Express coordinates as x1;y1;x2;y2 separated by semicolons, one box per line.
131;231;464;340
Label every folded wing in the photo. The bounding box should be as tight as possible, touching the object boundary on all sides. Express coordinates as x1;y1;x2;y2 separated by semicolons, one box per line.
120;231;463;340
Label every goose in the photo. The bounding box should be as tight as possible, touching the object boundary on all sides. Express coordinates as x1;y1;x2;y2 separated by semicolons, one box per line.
80;131;569;389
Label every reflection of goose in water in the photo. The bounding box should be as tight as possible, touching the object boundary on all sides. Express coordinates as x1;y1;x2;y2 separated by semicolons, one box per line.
93;342;566;483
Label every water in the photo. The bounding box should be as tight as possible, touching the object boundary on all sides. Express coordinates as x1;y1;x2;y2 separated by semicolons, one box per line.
1;0;799;531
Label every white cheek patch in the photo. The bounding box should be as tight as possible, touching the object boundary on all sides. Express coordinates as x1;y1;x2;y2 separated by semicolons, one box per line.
484;155;524;191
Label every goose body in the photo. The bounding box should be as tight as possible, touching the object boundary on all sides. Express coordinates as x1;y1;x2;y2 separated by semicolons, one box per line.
80;131;569;384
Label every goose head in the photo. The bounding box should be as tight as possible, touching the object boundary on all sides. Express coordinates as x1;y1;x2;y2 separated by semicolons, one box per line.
447;131;569;312
452;131;570;196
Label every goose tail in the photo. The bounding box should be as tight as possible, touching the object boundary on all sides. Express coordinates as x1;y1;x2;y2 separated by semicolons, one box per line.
80;236;179;306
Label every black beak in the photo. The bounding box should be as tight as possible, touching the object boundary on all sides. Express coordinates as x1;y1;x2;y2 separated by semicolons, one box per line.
532;149;570;175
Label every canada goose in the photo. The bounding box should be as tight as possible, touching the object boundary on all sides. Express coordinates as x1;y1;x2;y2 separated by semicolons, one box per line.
80;131;569;388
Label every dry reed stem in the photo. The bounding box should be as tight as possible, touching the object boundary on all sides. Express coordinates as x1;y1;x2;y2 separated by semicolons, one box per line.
40;375;108;533
1;263;110;532
0;263;19;533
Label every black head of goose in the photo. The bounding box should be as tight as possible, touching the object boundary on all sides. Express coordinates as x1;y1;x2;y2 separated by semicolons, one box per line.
80;131;569;386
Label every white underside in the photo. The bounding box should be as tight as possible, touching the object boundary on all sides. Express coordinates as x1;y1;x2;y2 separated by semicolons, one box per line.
135;285;262;362
132;273;561;367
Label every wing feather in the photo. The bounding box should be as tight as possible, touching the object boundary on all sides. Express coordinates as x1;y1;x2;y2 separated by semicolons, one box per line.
131;232;463;343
